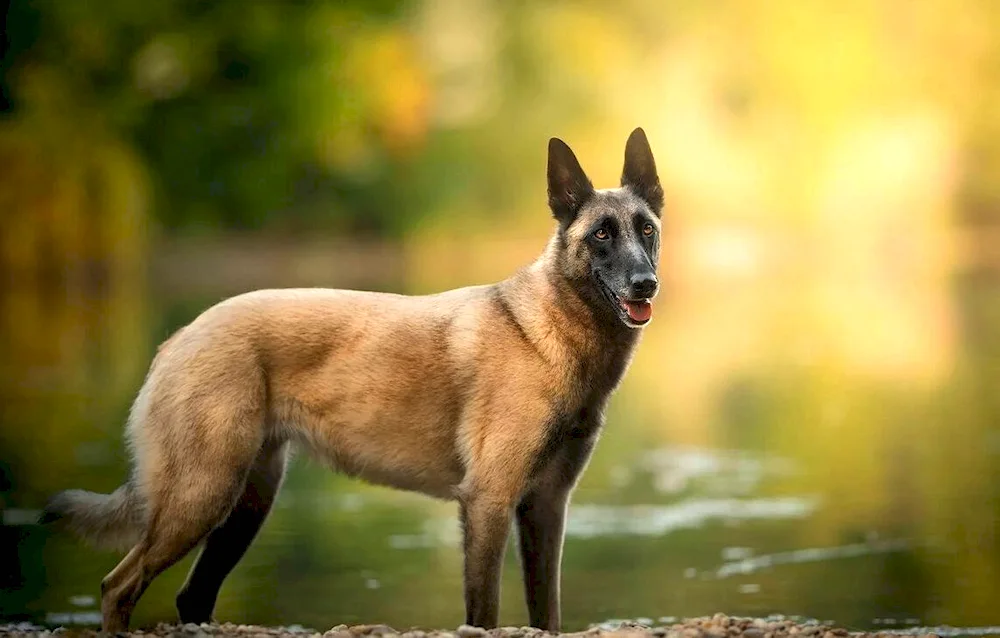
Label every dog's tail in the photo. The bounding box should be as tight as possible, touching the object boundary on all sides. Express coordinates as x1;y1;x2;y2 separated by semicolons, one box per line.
40;483;145;551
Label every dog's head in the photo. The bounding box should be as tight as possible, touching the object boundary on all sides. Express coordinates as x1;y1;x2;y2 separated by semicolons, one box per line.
547;128;663;329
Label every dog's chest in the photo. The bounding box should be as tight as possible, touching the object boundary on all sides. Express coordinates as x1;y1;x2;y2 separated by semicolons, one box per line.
550;339;638;439
576;337;637;398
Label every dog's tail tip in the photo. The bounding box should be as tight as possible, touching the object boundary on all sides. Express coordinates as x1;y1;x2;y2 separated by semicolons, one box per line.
37;503;64;525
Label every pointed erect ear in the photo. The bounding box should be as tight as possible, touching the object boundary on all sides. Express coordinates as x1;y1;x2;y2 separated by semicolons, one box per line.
547;137;594;226
621;127;664;216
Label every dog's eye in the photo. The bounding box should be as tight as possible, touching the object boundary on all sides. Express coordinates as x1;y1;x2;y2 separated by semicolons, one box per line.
642;223;655;236
594;228;609;240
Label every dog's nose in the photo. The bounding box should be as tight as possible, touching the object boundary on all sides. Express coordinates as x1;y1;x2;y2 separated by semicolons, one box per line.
629;273;658;299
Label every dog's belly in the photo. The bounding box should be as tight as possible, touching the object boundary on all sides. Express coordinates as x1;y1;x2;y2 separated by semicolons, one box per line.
274;395;466;500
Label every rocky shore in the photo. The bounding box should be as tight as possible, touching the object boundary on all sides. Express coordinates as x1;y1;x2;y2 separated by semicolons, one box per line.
0;615;959;638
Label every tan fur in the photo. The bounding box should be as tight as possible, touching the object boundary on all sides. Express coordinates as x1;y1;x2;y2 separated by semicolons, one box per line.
43;128;664;633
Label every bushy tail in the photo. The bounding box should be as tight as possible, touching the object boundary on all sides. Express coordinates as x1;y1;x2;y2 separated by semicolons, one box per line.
40;483;145;551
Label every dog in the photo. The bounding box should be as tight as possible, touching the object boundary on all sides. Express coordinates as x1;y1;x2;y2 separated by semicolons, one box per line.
41;127;664;633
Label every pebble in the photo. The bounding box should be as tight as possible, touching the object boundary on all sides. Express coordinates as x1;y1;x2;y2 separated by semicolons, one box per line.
457;626;487;638
349;625;396;636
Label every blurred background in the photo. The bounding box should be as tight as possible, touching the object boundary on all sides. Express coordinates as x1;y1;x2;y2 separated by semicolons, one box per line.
2;0;1000;633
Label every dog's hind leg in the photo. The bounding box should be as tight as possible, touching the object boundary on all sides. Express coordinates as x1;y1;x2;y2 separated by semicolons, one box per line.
101;520;210;632
100;391;267;631
101;457;263;632
99;544;144;630
175;440;290;623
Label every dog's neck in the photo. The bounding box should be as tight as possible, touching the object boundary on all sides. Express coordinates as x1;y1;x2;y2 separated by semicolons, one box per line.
497;233;641;371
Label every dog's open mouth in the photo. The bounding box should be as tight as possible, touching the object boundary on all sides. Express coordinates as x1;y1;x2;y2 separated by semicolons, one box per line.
596;276;653;328
618;297;652;324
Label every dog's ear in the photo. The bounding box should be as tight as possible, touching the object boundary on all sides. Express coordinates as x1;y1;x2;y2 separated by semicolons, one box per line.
621;127;663;216
547;137;594;226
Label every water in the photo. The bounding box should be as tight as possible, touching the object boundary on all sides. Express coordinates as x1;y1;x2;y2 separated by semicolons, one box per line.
2;258;1000;635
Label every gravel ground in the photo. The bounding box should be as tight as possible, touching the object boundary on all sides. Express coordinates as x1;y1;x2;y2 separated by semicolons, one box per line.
0;615;966;638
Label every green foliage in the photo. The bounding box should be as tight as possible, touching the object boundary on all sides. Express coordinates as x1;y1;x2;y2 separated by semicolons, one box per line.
3;0;457;237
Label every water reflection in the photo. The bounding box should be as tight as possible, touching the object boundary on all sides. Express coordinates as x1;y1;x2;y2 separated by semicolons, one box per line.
636;446;800;497
712;537;910;580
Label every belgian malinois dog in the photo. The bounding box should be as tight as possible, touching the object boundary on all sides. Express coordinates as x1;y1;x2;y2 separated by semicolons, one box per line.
42;128;663;633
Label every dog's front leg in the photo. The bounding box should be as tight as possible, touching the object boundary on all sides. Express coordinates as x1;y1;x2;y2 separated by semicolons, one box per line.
516;431;599;631
460;494;513;629
458;397;559;629
516;486;568;631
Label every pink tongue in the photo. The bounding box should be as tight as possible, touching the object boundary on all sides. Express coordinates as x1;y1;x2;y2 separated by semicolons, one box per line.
624;300;652;322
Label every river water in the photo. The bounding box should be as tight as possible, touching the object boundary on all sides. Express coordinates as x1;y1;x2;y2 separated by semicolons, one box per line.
2;252;999;635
